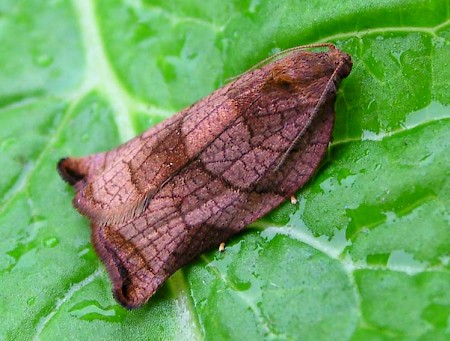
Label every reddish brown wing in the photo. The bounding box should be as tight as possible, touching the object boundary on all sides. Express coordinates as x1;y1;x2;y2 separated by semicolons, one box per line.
59;88;242;227
58;46;352;308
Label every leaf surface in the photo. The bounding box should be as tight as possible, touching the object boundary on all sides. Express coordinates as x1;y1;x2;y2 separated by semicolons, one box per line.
0;0;449;340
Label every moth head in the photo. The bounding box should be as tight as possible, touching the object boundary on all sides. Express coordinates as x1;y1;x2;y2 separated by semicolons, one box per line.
327;47;352;80
264;48;350;91
269;53;314;88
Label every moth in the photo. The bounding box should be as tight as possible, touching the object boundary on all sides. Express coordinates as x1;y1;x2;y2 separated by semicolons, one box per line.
58;44;352;308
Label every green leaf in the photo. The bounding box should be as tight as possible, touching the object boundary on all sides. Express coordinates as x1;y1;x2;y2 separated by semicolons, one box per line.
0;0;449;340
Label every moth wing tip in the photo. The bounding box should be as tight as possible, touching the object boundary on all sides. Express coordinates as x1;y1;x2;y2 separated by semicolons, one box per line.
111;285;149;310
57;157;88;187
90;223;157;309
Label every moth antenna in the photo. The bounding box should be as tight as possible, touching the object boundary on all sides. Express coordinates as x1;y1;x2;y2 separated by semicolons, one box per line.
274;59;344;172
227;43;335;83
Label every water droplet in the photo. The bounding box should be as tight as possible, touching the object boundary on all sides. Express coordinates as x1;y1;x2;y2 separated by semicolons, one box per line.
78;244;97;261
44;237;59;248
27;297;36;306
402;101;450;128
366;99;377;112
432;36;446;49
390;50;403;67
34;53;54;67
269;47;282;55
319;176;335;193
419;152;433;165
340;174;357;188
1;217;48;273
366;253;390;266
30;215;48;227
345;204;386;240
439;255;449;266
186;51;198;60
387;250;428;274
0;137;17;151
69;300;126;322
248;0;261;13
361;129;381;141
230;280;251;291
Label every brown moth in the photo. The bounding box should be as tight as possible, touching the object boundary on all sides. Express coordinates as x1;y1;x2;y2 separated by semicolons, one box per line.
58;44;352;308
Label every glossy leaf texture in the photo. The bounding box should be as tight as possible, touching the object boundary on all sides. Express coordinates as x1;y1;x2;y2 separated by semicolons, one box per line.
0;0;449;340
